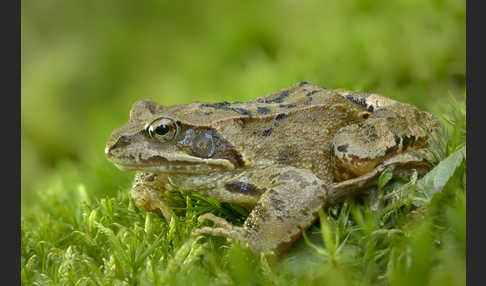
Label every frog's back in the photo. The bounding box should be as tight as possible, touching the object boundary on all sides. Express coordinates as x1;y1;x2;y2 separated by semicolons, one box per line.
160;82;364;125
157;82;418;182
204;83;371;183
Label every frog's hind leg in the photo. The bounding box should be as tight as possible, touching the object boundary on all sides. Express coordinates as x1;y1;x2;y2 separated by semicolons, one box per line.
193;167;327;255
328;149;436;206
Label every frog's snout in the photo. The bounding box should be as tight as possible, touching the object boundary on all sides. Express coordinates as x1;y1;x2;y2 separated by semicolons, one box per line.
105;134;133;160
104;145;111;156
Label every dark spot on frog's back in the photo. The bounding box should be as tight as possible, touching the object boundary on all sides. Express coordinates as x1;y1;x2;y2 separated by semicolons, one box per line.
279;104;297;109
299;81;310;86
265;90;289;104
233;108;253;117
345;94;367;108
262;128;273;136
257;107;271;115
360;98;366;106
200;102;231;109
225;181;263;196
275;113;289;121
199;102;252;118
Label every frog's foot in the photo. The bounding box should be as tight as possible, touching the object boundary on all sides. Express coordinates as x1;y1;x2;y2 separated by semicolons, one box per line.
130;172;174;221
131;185;174;221
328;149;435;205
192;213;247;243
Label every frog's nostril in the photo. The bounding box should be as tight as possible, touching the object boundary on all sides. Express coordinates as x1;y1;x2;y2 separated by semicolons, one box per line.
105;135;132;157
119;135;131;143
113;136;131;149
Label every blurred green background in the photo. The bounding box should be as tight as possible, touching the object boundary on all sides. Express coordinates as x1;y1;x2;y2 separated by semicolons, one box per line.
21;0;465;209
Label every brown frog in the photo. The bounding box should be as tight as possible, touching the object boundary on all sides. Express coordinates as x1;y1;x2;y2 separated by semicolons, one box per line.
105;82;440;255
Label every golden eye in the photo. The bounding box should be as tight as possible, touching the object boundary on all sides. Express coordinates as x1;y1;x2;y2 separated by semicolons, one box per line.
145;116;180;141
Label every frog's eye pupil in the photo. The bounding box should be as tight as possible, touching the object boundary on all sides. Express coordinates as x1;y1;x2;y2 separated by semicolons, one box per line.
155;124;170;136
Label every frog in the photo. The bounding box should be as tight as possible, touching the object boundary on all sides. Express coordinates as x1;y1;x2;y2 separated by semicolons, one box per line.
105;82;440;255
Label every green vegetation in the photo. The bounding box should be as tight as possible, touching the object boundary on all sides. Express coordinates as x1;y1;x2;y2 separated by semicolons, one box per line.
22;0;465;285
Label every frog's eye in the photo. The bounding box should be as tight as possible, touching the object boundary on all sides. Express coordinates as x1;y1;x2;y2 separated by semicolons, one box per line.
145;116;180;142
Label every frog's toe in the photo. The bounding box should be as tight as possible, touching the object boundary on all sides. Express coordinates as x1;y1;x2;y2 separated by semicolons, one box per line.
193;213;247;242
192;226;244;240
197;213;234;230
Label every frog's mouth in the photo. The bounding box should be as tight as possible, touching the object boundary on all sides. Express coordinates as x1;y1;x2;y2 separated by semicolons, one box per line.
110;153;236;174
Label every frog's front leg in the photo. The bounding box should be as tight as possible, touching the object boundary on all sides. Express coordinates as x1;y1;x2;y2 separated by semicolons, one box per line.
131;172;174;221
193;167;327;255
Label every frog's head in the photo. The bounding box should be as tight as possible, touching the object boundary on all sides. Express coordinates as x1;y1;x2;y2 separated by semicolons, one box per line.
105;99;247;174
